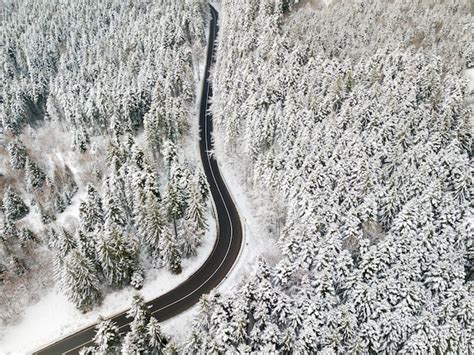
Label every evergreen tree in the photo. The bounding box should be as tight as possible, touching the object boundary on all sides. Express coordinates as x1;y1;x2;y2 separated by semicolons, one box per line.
97;226;137;287
163;182;186;240
18;227;36;244
38;200;55;224
79;184;104;232
73;128;90;153
122;294;150;354
92;320;120;355
56;227;77;258
24;157;46;191
186;179;207;231
61;250;102;312
147;316;168;352
75;229;96;264
8;140;28;170
159;228;182;274
142;191;164;262
103;177;127;228
130;266;145;290
3;186;29;221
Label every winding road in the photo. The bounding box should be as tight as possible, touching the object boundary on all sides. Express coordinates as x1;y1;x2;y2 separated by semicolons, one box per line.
35;5;242;354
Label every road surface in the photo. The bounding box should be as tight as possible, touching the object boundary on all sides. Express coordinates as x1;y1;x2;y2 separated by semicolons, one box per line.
35;5;242;354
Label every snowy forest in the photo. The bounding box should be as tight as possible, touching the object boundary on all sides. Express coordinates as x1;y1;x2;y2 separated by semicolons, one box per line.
1;0;473;353
0;0;210;325
184;0;472;354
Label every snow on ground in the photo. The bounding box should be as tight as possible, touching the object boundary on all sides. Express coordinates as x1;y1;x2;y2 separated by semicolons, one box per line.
0;212;217;354
466;68;474;93
210;1;221;13
160;303;200;345
214;152;282;295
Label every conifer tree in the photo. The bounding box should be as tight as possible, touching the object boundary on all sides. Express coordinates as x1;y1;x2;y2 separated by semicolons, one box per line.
75;229;97;264
186;179;207;231
8;140;28;170
24;157;46;191
142;191;164;262
3;186;29;221
57;227;77;258
164;182;185;240
79;184;104;232
159;228;182;274
122;294;150;353
147;316;168;352
97;226;137;286
61;250;102;312
92;319;120;354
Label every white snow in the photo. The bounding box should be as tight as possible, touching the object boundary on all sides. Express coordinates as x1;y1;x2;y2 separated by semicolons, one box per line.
213;153;282;295
0;212;217;354
466;68;474;93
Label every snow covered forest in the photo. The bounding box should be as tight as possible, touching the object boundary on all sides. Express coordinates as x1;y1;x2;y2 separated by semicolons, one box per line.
1;0;473;353
184;0;473;353
0;0;210;325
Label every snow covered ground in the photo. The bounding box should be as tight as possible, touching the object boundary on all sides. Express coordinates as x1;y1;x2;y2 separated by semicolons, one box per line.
215;157;282;293
466;68;474;92
0;212;216;354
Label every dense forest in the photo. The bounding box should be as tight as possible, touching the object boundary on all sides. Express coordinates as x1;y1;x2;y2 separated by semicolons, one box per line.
183;0;473;353
1;0;473;353
0;0;210;324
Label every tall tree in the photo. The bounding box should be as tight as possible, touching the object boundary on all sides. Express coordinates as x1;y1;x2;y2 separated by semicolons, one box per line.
61;250;102;312
3;186;29;221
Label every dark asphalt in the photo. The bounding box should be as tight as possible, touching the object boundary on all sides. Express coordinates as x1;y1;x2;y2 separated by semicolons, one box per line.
34;6;242;354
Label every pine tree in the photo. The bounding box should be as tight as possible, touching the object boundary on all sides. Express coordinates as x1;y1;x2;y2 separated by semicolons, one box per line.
61;250;102;312
122;294;150;354
103;177;127;228
163;140;178;171
63;164;78;201
131;145;145;170
163;182;185;240
142;191;164;262
38;200;55;224
130;266;145;290
97;226;137;287
24;157;47;191
80;184;104;232
3;186;29;221
75;229;96;264
73;128;90;153
159;228;182;274
19;227;36;244
186;179;207;231
8;140;28;170
197;171;210;203
92;319;120;355
56;227;77;258
147;317;168;352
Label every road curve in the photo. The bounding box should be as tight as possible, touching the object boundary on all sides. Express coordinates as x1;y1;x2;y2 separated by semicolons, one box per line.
35;6;242;354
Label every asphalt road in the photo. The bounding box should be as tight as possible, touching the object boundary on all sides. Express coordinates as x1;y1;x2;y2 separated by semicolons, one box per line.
34;5;242;354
